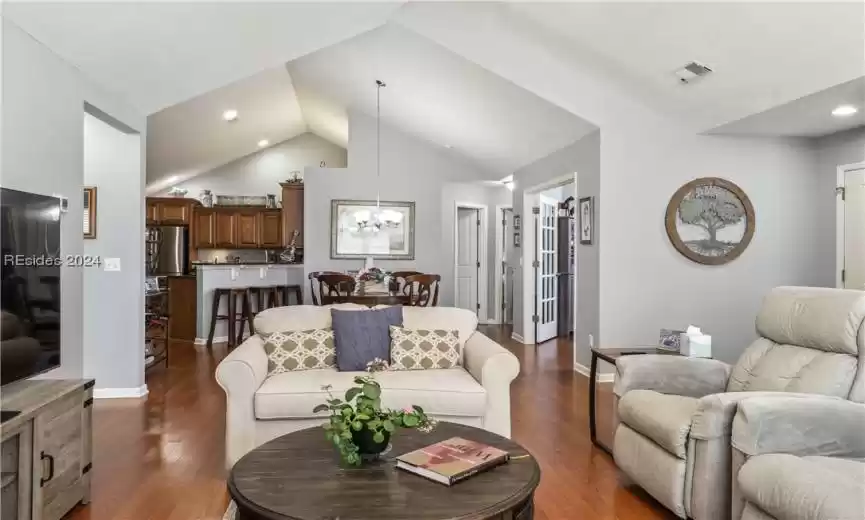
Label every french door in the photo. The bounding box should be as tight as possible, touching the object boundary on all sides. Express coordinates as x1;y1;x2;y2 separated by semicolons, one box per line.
535;195;558;343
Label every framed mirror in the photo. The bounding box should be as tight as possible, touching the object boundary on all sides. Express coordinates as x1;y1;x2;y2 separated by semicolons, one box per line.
83;187;97;239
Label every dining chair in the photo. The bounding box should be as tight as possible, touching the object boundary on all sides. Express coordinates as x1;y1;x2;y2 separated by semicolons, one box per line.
308;271;341;305
317;273;357;305
404;274;441;307
388;271;423;294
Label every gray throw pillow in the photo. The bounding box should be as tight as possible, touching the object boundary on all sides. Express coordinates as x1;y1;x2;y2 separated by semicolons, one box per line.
331;306;403;371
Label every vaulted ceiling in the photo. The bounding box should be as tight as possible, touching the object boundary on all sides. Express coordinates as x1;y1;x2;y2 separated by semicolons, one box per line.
4;1;863;188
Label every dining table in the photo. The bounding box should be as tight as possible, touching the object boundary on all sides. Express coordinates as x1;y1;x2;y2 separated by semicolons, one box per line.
320;281;410;307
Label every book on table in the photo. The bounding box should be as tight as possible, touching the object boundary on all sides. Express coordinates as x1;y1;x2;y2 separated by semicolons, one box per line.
395;437;510;486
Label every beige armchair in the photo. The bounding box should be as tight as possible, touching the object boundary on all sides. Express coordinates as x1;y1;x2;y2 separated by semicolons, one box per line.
731;396;865;520
613;286;865;520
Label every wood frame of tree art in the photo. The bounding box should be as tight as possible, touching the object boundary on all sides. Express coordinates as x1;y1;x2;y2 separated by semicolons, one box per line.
665;177;755;265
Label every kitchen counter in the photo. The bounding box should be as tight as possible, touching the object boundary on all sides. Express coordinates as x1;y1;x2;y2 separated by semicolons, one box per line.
194;263;306;344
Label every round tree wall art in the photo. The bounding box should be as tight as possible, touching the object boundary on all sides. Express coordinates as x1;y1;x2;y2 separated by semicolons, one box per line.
665;177;755;265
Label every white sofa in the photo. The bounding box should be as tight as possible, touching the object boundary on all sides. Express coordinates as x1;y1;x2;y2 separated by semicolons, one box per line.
215;304;520;468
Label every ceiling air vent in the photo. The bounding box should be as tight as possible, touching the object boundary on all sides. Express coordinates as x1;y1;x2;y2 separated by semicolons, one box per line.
675;61;713;84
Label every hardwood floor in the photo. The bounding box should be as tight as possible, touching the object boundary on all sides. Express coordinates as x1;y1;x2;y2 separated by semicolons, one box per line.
68;330;674;520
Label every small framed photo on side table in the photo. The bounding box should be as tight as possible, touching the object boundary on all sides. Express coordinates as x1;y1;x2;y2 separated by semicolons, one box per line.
658;329;684;353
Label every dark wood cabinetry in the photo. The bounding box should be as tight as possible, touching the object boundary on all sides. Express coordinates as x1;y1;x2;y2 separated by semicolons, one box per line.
258;210;283;248
280;183;304;247
192;209;216;249
146;198;198;225
235;210;259;248
214;211;236;247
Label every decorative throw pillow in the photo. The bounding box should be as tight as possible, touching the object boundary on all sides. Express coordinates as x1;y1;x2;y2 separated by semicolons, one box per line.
262;329;335;376
331;306;403;371
389;326;460;370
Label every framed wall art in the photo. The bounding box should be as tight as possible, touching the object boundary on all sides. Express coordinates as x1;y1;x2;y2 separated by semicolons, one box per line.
514;231;521;248
330;199;415;260
665;177;755;265
513;214;521;231
578;196;593;245
83;187;97;239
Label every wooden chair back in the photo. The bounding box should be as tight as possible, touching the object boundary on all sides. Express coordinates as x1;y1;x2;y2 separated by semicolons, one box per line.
317;273;357;305
308;271;341;305
405;274;441;307
388;271;423;294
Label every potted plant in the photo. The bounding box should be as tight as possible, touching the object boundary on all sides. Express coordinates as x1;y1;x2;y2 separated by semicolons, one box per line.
313;361;435;466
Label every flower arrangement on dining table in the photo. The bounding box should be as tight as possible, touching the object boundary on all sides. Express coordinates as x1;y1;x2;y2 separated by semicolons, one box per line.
313;358;436;466
354;267;391;295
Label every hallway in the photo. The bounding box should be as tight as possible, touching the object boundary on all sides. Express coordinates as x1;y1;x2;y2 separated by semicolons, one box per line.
70;329;672;520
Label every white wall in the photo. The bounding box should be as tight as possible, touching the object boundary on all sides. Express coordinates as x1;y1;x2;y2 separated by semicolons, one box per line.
82;113;144;394
511;130;600;363
157;132;346;198
1;18;146;382
815;126;865;287
303;110;494;304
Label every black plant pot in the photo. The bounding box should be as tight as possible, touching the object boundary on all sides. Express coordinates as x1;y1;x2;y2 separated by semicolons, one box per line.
351;427;391;461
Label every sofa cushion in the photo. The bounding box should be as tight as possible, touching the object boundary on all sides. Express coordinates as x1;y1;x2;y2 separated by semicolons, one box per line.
389;326;460;370
619;389;699;458
739;454;865;520
255;368;486;420
392;307;478;363
262;329;335;375
331;306;402;371
253;304;368;336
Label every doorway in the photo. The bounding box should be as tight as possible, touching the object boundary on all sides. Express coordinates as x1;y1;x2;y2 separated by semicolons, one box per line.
837;161;865;289
496;206;514;324
535;193;559;343
454;204;488;319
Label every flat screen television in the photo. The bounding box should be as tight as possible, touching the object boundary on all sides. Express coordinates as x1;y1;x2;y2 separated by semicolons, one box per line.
0;188;61;387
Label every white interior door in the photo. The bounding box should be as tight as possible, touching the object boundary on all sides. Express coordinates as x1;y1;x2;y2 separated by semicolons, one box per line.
456;208;480;314
536;195;558;342
843;166;865;289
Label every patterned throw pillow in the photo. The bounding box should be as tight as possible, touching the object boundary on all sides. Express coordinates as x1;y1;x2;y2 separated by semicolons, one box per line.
389;326;460;370
263;329;335;376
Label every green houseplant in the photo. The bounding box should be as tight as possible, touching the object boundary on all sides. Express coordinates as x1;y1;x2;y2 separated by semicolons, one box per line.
313;364;434;466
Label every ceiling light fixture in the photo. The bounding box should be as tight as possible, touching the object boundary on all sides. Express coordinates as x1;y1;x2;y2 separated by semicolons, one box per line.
352;80;403;234
832;105;858;117
222;109;238;121
258;139;269;148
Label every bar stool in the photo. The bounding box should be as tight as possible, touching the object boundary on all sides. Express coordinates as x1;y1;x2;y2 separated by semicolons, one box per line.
257;285;304;309
206;287;255;348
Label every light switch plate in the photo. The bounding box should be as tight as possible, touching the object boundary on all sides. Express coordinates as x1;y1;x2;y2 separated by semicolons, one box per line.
104;258;121;271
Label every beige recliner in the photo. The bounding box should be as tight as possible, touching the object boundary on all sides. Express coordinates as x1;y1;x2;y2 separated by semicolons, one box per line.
613;286;865;520
731;396;865;520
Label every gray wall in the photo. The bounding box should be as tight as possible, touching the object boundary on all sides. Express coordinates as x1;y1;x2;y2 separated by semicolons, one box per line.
815;126;865;287
511;130;600;366
2;19;146;383
303;110;495;307
157;132;347;198
598;128;825;365
82;114;144;392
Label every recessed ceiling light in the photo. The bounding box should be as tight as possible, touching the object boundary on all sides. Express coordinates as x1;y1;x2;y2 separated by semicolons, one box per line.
444;144;453;149
257;139;269;148
222;109;238;121
832;105;858;117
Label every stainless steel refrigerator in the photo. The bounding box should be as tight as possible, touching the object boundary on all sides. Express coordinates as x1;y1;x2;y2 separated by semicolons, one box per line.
146;225;188;275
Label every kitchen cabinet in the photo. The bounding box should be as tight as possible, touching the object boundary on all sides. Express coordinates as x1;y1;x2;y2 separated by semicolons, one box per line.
214;212;236;248
168;276;197;342
258;210;283;248
280;183;304;247
235;210;259;248
192;209;216;249
146;197;199;225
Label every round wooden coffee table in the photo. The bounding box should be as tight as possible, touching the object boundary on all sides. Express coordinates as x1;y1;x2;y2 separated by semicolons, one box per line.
228;422;541;520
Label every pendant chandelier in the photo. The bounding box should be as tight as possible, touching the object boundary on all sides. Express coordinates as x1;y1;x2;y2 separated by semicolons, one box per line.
353;79;404;233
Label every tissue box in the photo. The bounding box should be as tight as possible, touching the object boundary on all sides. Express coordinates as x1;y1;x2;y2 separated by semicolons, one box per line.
680;333;712;358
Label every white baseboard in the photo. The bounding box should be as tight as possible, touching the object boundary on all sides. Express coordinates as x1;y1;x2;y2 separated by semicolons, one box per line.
574;362;615;383
94;385;149;399
511;332;526;344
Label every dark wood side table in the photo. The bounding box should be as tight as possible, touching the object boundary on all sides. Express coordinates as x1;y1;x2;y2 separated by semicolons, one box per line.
229;422;541;520
589;347;680;455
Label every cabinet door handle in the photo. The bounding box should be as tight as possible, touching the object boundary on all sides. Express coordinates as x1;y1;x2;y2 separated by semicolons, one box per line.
40;452;55;487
